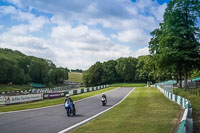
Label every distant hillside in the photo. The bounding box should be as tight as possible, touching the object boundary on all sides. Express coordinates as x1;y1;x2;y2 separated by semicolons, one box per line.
68;72;83;83
0;48;68;85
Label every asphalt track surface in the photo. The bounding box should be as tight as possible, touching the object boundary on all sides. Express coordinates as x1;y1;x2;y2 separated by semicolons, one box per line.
0;87;134;133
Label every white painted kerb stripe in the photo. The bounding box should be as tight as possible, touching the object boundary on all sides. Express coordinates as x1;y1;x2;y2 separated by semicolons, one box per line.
181;108;188;122
58;87;135;133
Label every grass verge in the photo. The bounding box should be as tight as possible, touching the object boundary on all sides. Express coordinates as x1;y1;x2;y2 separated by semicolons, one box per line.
174;88;200;133
110;83;146;87
0;87;116;113
71;87;181;133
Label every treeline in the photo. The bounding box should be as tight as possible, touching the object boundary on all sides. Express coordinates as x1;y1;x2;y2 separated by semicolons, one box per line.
83;55;200;87
0;48;68;85
70;69;83;73
83;56;164;87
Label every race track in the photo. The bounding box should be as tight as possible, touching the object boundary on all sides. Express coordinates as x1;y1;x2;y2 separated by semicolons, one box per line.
0;87;134;133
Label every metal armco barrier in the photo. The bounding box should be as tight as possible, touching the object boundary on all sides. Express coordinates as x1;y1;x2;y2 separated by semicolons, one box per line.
157;86;193;133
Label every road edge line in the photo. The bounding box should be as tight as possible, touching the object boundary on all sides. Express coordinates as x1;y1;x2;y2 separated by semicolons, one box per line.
58;87;135;133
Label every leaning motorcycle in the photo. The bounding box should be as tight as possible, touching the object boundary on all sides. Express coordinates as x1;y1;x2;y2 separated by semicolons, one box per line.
101;97;107;106
64;101;76;117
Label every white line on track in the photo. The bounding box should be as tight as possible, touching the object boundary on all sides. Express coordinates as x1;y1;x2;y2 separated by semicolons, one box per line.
58;87;135;133
0;88;119;115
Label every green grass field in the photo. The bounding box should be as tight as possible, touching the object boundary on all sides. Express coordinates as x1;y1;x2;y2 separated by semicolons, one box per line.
68;72;83;83
110;83;146;87
0;87;116;113
71;87;181;133
174;88;200;133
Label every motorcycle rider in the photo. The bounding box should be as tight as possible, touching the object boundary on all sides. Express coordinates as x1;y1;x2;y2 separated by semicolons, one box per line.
101;93;107;105
65;94;75;109
102;93;107;99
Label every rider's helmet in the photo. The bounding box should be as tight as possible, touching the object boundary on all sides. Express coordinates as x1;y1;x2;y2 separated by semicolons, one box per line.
66;94;70;98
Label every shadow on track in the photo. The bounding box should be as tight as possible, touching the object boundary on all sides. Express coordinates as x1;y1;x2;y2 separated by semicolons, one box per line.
102;105;112;107
73;114;85;117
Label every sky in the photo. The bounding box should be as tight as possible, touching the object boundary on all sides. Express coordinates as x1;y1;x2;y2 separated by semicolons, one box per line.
0;0;170;70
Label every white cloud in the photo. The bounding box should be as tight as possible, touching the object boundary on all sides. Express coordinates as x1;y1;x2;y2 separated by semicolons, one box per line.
0;22;132;70
151;3;167;22
111;29;150;45
50;24;112;50
132;47;149;58
9;24;28;35
0;6;16;15
49;24;132;69
0;28;55;60
0;6;49;32
0;0;167;69
52;44;132;70
5;0;165;31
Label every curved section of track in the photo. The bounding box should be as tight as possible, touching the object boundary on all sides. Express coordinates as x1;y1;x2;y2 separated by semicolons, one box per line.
0;87;134;133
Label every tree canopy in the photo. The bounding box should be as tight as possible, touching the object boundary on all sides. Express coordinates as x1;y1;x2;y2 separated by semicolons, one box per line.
83;55;177;87
149;0;200;88
0;48;68;85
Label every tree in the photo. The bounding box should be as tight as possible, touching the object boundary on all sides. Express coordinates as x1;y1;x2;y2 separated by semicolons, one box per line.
190;68;200;78
83;61;103;86
136;55;154;82
71;69;83;73
29;59;49;83
53;67;68;84
101;60;119;84
116;57;137;82
149;0;200;89
83;70;90;87
65;67;69;80
0;48;68;85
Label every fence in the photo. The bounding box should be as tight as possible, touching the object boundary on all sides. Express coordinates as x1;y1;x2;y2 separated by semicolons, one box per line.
0;85;109;105
187;81;200;88
155;80;175;94
0;86;72;95
182;80;200;89
180;81;200;97
156;85;193;133
30;86;71;94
